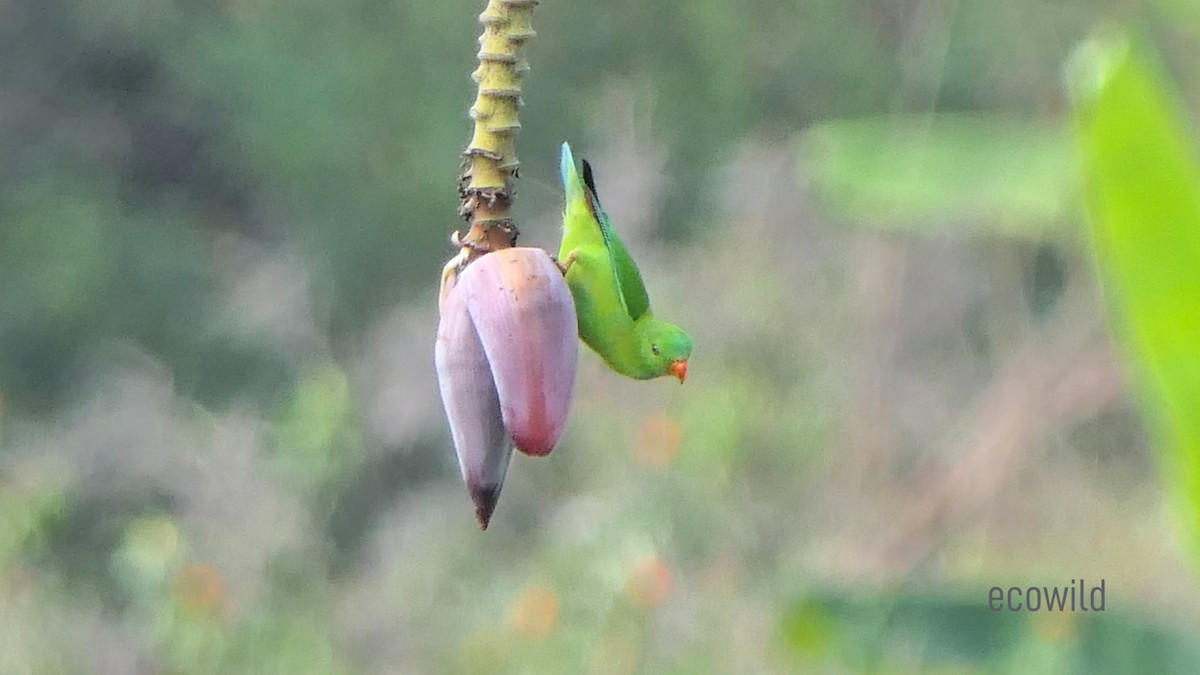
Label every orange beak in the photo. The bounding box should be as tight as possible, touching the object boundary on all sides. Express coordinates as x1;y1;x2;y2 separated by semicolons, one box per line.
667;359;688;383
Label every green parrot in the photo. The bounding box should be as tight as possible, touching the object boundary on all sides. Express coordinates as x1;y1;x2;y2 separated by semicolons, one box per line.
558;142;692;382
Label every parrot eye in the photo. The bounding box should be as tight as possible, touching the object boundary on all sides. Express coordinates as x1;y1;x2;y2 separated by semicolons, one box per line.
651;344;660;356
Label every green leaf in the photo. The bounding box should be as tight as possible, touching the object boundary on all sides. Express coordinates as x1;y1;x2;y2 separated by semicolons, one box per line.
1068;29;1200;563
800;114;1077;235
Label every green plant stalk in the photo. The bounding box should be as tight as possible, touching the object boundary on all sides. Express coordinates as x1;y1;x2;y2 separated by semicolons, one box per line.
442;0;537;299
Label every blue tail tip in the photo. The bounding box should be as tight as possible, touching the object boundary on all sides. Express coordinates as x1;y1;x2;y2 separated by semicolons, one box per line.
559;141;575;187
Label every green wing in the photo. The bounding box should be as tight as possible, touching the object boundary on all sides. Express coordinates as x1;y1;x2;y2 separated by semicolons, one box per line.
580;160;652;320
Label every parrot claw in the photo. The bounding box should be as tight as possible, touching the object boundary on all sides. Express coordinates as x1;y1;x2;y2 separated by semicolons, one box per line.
555;248;579;276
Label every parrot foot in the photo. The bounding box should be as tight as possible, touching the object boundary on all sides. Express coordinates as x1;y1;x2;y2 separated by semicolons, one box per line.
555;249;579;276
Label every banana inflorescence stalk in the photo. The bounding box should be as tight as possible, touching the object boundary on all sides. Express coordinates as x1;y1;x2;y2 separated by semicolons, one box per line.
441;0;537;300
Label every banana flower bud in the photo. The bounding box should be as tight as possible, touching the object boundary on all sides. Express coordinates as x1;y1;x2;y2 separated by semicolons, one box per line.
435;247;577;528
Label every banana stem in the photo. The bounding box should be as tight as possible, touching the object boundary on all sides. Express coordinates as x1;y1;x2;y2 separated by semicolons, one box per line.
442;0;537;299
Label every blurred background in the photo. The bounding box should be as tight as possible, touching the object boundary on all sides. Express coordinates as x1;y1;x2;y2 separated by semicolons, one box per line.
3;0;1200;672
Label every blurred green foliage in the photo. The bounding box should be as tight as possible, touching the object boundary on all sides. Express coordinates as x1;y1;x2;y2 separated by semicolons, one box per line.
778;590;1200;672
1070;30;1200;564
802;115;1076;234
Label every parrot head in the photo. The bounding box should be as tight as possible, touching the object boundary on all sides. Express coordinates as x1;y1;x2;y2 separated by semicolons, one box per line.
640;320;692;383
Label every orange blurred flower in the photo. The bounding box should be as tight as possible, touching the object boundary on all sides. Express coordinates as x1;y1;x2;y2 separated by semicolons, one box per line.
173;564;229;619
634;412;682;468
624;555;672;608
509;584;558;640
